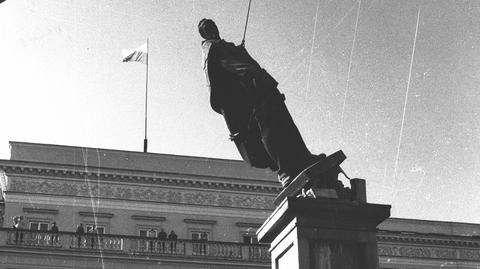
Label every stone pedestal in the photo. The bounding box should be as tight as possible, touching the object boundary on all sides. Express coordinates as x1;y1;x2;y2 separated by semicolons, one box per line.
257;197;390;269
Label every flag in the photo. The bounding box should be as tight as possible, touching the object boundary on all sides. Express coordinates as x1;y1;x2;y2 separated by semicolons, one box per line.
122;43;147;64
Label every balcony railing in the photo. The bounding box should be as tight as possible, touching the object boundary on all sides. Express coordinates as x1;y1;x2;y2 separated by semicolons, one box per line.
0;228;270;262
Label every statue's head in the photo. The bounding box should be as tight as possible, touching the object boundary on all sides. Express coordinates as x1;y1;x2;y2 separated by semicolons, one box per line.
198;18;220;40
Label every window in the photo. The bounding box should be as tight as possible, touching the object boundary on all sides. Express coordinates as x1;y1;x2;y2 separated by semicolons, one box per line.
29;221;50;231
191;231;210;256
137;228;159;252
139;228;157;237
85;224;105;234
191;231;209;241
243;234;258;244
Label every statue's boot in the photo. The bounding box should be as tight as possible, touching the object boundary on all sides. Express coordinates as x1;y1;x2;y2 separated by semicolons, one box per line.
279;153;327;188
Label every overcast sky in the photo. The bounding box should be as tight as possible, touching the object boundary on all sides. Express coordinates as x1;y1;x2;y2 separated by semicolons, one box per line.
1;0;479;223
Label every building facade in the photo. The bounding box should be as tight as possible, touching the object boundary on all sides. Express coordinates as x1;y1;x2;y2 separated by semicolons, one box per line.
0;142;479;268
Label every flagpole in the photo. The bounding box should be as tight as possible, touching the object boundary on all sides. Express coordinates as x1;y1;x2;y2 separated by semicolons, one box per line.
143;38;149;153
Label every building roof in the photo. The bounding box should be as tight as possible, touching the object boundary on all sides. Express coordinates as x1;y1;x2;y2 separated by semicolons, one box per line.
380;217;480;237
7;141;277;182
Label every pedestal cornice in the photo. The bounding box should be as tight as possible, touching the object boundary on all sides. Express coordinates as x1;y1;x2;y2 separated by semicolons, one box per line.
257;197;391;243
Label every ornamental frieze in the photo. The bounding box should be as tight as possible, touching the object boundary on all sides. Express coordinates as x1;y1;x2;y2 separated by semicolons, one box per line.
459;249;480;260
8;177;275;210
1;165;281;194
378;244;480;261
377;245;431;258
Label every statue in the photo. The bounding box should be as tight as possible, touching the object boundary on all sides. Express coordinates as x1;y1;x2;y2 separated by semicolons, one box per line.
198;18;325;188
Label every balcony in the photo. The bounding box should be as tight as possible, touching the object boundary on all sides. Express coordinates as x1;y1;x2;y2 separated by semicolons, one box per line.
0;227;270;265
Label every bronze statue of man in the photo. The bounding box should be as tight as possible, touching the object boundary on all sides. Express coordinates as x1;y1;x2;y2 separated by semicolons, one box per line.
198;18;323;187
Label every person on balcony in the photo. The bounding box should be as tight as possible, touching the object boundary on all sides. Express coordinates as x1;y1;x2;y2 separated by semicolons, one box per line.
168;230;178;253
200;232;208;255
12;216;25;244
88;225;97;248
148;228;156;252
158;228;167;252
49;221;59;245
75;223;84;248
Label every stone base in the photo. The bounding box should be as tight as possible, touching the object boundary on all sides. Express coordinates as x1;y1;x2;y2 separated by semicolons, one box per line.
257;197;390;269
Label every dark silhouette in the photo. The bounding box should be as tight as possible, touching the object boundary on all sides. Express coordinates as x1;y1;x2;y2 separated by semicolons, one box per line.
200;232;208;255
148;229;156;252
75;223;84;247
168;230;178;253
158;228;167;239
158;228;167;252
198;18;323;187
88;225;97;248
50;222;59;244
12;216;24;244
168;230;177;240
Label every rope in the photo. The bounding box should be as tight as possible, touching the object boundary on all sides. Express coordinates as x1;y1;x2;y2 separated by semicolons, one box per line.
241;0;253;46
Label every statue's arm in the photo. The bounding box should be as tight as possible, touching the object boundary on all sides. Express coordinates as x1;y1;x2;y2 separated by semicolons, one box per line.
213;46;261;78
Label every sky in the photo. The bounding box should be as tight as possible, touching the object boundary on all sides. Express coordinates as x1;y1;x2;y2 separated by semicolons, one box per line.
0;0;479;224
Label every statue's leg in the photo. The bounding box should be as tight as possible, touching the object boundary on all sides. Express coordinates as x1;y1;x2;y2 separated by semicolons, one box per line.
254;93;315;187
222;107;277;170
